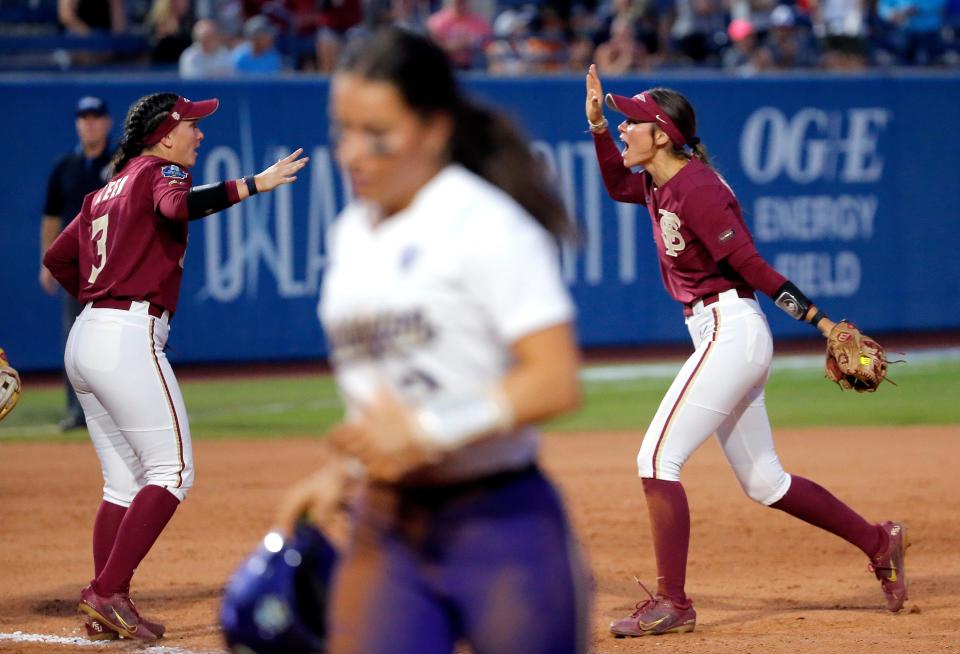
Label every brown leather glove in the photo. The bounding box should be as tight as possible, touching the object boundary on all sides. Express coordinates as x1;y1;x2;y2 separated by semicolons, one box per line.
0;347;21;421
824;321;888;392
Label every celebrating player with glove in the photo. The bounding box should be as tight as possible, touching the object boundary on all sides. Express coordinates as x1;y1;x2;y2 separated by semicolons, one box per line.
586;64;905;640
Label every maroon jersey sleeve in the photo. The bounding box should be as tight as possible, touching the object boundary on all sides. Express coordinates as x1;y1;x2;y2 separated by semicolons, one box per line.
593;130;647;203
43;212;81;297
152;161;243;221
678;183;752;262
151;162;193;221
725;242;787;298
679;178;786;298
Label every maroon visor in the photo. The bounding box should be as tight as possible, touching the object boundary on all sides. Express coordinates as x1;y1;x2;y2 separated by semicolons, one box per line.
142;96;219;146
604;91;688;149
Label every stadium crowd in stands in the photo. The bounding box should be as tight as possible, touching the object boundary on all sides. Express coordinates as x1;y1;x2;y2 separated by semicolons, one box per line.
0;0;957;71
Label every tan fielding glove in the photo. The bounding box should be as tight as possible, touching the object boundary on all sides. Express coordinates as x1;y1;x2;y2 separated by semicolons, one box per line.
824;321;888;392
0;347;21;421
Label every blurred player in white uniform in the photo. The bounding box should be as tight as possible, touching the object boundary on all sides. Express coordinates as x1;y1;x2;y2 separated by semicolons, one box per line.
281;27;589;654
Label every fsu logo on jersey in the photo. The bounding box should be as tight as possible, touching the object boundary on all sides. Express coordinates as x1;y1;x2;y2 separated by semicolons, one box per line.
161;164;188;179
658;209;686;257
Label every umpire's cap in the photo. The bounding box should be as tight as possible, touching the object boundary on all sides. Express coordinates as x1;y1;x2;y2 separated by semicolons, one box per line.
220;522;337;654
76;96;108;117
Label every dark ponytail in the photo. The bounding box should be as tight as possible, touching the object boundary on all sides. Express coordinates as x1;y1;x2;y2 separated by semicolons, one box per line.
337;27;574;240
648;88;711;167
689;141;710;166
448;100;572;239
109;92;179;176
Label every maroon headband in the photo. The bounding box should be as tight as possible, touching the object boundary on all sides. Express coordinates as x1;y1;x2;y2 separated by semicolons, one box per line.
141;96;219;146
604;91;690;148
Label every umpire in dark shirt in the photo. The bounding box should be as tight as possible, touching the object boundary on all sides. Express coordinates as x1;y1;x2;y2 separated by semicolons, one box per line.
39;96;114;431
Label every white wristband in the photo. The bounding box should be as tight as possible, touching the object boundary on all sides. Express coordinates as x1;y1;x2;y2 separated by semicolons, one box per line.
587;117;609;133
413;388;514;452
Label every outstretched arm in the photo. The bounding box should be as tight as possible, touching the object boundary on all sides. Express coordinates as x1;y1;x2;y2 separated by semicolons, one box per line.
725;243;834;336
586;64;647;203
680;186;835;338
155;148;309;221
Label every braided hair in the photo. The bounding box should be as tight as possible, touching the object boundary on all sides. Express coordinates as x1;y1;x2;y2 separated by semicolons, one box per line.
647;88;711;167
108;92;179;177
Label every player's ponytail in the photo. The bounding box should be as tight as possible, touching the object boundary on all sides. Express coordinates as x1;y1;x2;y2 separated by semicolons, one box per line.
336;27;574;240
689;141;710;166
648;88;712;167
448;99;573;240
109;92;179;177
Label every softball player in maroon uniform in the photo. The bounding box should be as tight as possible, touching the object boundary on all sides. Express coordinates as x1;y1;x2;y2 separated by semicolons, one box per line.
584;65;907;637
43;92;308;642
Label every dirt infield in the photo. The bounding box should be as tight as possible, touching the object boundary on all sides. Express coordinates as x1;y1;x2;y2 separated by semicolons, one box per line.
1;426;958;654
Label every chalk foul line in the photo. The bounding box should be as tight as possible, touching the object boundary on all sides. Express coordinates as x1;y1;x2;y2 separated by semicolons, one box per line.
0;630;219;653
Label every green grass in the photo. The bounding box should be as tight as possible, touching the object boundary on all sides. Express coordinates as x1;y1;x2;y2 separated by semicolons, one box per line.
2;357;958;442
0;375;342;441
552;357;960;431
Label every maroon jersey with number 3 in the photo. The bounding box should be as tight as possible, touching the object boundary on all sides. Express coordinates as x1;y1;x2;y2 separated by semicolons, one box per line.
594;131;783;304
44;155;197;315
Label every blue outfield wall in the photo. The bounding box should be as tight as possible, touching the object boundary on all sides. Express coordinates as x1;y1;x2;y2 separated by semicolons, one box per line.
3;74;959;371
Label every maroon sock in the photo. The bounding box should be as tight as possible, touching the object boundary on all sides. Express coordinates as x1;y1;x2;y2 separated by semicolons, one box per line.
92;485;180;596
93;501;127;577
771;475;885;558
641;478;692;608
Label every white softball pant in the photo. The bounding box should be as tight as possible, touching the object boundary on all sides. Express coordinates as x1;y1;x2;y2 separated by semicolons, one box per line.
65;302;194;505
637;289;792;506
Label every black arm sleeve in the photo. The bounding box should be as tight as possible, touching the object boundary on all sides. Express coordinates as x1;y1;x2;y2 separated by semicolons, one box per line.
773;280;813;321
185;181;234;219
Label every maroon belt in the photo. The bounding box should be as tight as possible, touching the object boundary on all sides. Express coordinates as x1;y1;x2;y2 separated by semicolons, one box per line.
683;287;755;317
91;298;167;319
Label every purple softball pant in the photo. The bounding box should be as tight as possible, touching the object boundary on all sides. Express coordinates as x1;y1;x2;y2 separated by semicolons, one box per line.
328;465;589;654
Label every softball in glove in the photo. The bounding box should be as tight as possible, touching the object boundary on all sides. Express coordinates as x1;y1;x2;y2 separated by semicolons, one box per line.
824;321;888;392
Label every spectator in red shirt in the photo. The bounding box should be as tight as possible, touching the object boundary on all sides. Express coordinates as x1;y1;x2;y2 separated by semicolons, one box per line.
297;0;363;71
428;0;492;69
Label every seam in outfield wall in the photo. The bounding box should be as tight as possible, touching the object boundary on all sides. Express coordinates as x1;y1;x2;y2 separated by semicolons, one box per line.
581;347;960;382
2;347;956;438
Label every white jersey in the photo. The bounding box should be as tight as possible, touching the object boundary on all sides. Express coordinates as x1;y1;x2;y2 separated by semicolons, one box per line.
319;164;575;483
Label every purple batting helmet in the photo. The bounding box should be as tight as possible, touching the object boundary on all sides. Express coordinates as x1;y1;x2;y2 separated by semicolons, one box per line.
220;522;337;654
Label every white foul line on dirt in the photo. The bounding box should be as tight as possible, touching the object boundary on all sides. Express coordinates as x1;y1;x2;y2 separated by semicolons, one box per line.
0;631;220;653
0;632;101;646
